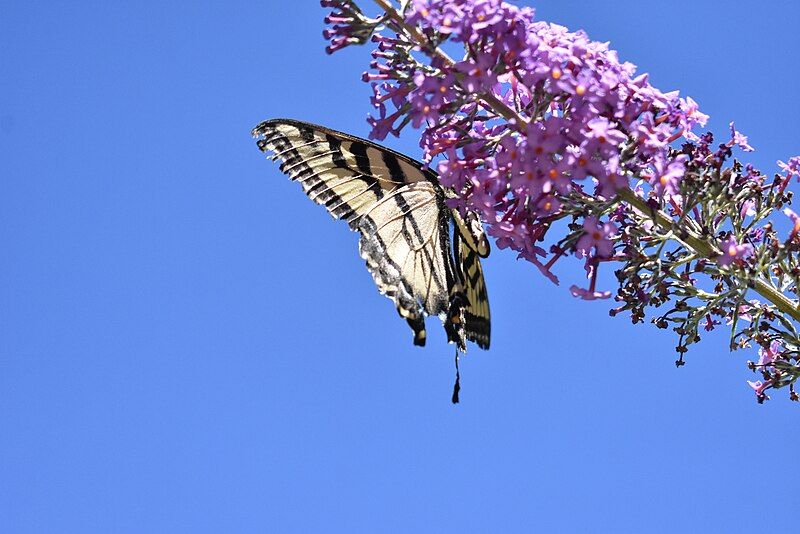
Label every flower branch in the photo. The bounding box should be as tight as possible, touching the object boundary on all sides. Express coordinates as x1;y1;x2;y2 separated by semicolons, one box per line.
321;0;800;402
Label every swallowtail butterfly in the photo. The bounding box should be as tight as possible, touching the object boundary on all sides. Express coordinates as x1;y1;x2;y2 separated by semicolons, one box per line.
252;119;491;357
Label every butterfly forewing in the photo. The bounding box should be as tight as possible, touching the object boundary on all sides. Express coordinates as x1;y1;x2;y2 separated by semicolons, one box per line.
253;119;429;229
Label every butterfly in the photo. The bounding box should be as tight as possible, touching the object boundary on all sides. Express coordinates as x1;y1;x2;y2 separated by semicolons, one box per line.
252;119;491;357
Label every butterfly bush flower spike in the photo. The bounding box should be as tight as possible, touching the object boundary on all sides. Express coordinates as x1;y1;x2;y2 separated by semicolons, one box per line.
322;0;800;403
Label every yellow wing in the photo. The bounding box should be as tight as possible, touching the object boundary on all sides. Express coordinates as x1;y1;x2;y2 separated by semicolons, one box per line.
253;119;474;349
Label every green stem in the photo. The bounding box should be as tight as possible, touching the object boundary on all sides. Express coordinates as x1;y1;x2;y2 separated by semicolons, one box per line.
617;188;800;322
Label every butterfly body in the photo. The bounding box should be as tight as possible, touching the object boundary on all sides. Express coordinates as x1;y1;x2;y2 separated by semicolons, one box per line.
253;119;490;351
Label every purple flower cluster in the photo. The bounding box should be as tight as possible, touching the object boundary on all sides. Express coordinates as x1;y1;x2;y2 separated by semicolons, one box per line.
779;156;800;182
326;0;709;298
321;0;800;402
716;235;754;267
748;341;784;402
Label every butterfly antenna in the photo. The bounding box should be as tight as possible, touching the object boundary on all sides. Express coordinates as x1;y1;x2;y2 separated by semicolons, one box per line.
451;348;461;404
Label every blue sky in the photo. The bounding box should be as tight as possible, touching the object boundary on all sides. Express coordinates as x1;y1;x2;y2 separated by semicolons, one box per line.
2;1;799;532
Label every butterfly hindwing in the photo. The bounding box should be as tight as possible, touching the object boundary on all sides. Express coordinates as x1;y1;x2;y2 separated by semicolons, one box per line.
253;118;489;351
357;181;457;346
452;210;491;350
